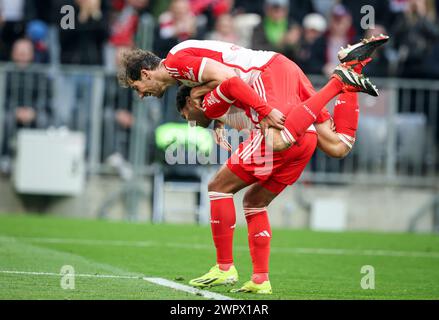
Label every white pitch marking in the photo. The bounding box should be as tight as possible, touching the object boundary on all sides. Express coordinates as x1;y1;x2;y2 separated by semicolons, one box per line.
143;277;233;300
0;270;234;300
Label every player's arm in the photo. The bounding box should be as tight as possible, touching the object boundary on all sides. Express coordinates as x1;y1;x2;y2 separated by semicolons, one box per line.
315;119;353;159
166;52;284;130
190;81;222;109
199;59;285;131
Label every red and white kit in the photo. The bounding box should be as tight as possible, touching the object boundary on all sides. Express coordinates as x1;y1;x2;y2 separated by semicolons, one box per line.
164;40;331;193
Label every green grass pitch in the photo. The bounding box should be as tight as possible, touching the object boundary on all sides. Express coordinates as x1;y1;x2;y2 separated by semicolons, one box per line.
0;214;438;300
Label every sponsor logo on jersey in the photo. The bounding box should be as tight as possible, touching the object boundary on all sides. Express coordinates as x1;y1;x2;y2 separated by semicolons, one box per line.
302;104;317;120
205;93;221;107
335;100;346;106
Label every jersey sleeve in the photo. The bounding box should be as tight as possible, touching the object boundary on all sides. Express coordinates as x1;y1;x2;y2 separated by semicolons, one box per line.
215;77;273;120
164;51;207;83
315;106;331;124
202;87;233;119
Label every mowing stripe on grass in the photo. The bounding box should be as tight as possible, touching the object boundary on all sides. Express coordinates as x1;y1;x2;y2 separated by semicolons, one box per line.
0;270;233;300
143;277;233;300
0;270;141;280
3;236;439;259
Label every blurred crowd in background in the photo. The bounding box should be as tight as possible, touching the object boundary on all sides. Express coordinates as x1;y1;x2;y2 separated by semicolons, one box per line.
1;0;439;172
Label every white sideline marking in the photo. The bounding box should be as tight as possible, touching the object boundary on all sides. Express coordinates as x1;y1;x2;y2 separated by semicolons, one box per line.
0;270;234;300
2;236;439;259
143;277;233;300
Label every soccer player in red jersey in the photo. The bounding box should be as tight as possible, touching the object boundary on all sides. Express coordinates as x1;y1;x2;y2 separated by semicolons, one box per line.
174;74;365;294
118;35;389;293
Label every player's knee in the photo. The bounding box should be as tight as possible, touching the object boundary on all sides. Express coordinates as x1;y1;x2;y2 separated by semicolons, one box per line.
208;178;221;192
208;176;234;194
265;128;292;152
243;194;267;209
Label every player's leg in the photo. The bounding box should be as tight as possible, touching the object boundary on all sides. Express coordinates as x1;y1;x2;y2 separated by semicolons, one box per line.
331;56;373;149
332;92;359;149
189;162;254;288
230;182;283;295
231;132;318;294
258;55;376;152
207;164;248;271
280;36;389;146
315;59;371;157
280;65;377;147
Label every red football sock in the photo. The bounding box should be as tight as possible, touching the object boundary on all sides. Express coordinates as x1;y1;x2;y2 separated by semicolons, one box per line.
218;263;233;271
209;192;236;267
333;92;359;143
352;57;372;74
244;207;271;279
252;273;269;284
283;78;343;143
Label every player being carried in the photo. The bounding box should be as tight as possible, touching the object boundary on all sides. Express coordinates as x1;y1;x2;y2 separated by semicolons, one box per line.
118;35;389;294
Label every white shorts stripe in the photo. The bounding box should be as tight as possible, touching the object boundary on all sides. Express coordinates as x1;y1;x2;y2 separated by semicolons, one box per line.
239;131;261;158
241;133;263;161
282;128;295;144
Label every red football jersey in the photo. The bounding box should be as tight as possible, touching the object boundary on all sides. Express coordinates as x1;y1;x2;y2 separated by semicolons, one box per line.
163;40;277;87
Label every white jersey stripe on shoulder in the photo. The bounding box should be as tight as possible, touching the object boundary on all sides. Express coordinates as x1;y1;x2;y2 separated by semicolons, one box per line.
198;57;207;83
170;40;233;55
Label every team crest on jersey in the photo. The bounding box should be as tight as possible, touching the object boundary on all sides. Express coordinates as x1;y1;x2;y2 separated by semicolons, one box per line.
183;67;196;82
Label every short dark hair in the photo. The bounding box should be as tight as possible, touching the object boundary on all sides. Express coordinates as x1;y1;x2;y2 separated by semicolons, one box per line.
118;49;162;87
176;85;192;112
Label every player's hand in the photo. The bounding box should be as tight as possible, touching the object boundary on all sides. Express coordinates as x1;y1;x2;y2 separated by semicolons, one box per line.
213;120;232;151
259;108;285;135
190;96;203;110
190;81;220;101
190;85;212;110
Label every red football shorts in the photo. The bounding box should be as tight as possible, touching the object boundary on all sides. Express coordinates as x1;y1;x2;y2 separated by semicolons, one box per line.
226;130;317;194
251;53;331;128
